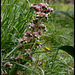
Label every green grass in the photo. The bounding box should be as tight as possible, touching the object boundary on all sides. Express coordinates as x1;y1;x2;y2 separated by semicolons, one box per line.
1;0;74;75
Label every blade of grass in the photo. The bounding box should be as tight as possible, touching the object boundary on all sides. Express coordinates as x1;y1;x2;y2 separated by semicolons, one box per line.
10;61;40;75
37;66;44;75
5;46;17;58
42;29;65;45
54;11;74;20
59;35;73;44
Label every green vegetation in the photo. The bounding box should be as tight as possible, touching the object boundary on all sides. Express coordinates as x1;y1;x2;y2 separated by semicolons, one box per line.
1;0;74;75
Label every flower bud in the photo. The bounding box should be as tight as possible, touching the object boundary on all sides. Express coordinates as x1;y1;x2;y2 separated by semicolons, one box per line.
19;38;23;42
38;31;42;35
50;8;54;12
33;32;40;38
30;4;40;11
23;37;30;43
38;62;42;66
33;18;39;24
25;49;30;55
15;56;23;61
39;24;46;28
36;12;45;17
25;32;33;37
3;62;10;67
39;3;48;8
28;23;35;27
35;40;42;45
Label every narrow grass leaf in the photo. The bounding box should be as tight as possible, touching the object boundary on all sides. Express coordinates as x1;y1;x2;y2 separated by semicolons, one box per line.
37;66;44;75
10;61;39;75
54;11;74;20
59;35;73;44
5;46;17;58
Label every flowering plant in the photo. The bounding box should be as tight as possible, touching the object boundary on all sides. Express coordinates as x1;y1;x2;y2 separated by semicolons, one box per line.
2;3;54;75
18;3;54;62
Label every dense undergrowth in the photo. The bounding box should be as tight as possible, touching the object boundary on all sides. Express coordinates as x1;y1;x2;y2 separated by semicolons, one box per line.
1;0;74;75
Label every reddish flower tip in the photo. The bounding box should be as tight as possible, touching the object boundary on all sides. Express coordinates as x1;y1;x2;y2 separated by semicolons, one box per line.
35;40;42;45
15;56;23;61
33;18;39;24
25;49;30;55
25;32;33;36
28;23;35;28
39;24;46;28
38;31;42;35
3;62;10;67
36;12;45;17
23;37;30;43
33;32;41;38
38;62;42;66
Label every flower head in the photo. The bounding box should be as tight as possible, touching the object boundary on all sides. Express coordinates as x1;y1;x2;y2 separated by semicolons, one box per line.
45;13;50;18
19;37;30;43
30;4;40;11
36;12;45;17
39;3;49;8
33;32;41;38
30;4;38;8
25;49;30;55
50;8;54;12
25;32;33;36
39;24;46;28
23;36;30;43
38;62;42;66
28;23;35;28
38;31;42;35
3;62;11;67
35;40;42;45
47;7;51;12
33;18;39;24
19;38;23;42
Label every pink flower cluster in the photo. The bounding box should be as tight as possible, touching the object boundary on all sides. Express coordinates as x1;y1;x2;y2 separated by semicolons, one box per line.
17;3;54;63
3;62;11;67
19;36;30;43
30;3;54;18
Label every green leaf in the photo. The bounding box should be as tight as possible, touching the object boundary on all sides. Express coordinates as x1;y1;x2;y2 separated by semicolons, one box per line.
58;46;74;57
59;35;73;44
5;46;17;58
9;68;17;75
10;61;39;75
54;11;74;20
37;66;44;75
